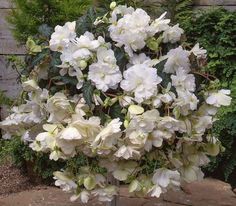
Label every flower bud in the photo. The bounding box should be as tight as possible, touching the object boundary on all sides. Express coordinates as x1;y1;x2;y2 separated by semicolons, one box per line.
79;60;87;69
110;1;117;10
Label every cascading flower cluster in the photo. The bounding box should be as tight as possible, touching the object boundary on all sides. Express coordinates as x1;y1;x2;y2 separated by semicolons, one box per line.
0;2;232;203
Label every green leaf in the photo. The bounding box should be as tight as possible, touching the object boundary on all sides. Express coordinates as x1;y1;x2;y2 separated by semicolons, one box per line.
76;7;97;35
155;59;171;88
38;24;53;38
109;103;125;121
30;49;49;67
84;176;96;190
82;81;94;108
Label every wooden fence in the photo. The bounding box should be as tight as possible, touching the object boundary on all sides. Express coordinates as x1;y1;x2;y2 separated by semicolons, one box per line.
0;0;236;118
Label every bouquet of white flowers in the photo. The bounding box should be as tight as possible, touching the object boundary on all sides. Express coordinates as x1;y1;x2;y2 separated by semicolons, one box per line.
0;2;232;203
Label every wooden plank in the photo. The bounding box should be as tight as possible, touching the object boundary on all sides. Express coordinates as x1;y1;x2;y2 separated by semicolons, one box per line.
194;0;236;6
0;0;14;9
194;5;236;11
0;55;22;98
0;55;22;119
0;9;25;54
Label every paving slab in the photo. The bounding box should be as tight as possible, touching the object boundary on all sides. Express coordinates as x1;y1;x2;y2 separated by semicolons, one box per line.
0;179;236;206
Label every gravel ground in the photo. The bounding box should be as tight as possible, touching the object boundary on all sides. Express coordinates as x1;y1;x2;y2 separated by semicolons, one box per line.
0;163;34;196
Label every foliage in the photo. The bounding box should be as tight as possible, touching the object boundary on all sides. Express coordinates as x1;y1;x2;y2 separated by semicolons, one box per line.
7;0;95;42
182;8;236;84
180;8;236;187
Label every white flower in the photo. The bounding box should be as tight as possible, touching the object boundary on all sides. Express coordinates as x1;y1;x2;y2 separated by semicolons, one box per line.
180;165;204;183
115;145;140;160
71;116;101;141
92;118;122;153
53;171;77;192
22;79;40;92
163;24;184;43
110;5;134;23
174;90;199;115
171;68;196;92
144;129;173;151
206;89;231;107
60;126;82;140
73;32;101;51
152;168;180;189
112;161;138;181
158;117;179;133
119;96;134;107
164;46;190;74
30;124;58;152
126;109;159;146
92;186;118;202
70;190;90;203
88;48;122;92
47;92;72;123
88;62;122;92
190;43;207;59
121;64;162;103
50;21;76;51
150;185;162;198
109;8;150;56
148;12;170;36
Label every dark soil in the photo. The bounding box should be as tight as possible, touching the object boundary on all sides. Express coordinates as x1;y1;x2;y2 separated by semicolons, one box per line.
0;163;34;196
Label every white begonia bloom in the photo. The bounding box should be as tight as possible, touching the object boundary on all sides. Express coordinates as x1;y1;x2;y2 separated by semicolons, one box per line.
190;43;207;59
70;190;90;203
119;96;134;107
193;115;213;134
22;79;40;92
126;109;159;146
50;21;76;51
128;53;151;67
71;116;101;141
30;124;58;152
88;48;122;92
157;116;180;133
171;68;196;92
60;126;82;140
74;32;100;51
112;161;138;181
150;185;162;198
115;145;140;160
47;92;72;123
0;88;48;138
163;24;184;43
180;165;204;183
109;8;150;56
148;12;170;36
110;5;134;23
152;168;180;189
164;46;190;74
144;129;173;152
92;186;118;202
92;118;122;153
206;89;232;107
121;64;162;103
53;171;77;192
159;92;176;104
174;90;199;115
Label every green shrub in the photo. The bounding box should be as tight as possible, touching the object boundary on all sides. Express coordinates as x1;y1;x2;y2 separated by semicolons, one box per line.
7;0;96;42
181;8;236;187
